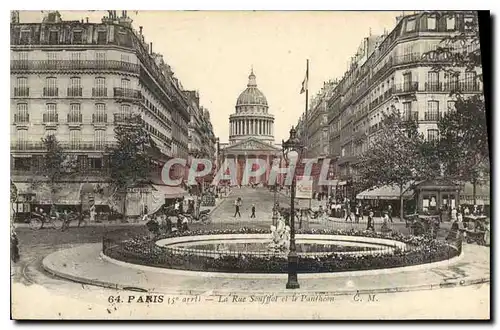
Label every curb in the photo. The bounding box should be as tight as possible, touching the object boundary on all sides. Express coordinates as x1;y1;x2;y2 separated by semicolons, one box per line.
206;189;233;216
41;243;489;296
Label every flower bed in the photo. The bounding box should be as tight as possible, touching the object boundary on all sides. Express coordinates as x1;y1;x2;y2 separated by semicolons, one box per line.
103;228;461;274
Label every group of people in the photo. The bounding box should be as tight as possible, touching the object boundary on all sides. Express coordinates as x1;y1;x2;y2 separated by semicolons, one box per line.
233;197;256;218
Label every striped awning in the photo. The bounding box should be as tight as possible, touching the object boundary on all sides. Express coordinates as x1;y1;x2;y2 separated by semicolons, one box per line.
357;184;414;200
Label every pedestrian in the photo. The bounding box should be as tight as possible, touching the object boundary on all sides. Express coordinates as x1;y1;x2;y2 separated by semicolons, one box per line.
366;210;375;231
250;203;256;218
234;198;241;218
174;199;180;214
354;203;361;223
451;207;457;222
381;211;391;233
387;204;393;223
10;224;19;263
345;203;353;222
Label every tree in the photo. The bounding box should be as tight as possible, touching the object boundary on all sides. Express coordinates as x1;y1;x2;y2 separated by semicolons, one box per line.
107;114;152;218
437;94;489;203
30;134;78;206
354;110;430;219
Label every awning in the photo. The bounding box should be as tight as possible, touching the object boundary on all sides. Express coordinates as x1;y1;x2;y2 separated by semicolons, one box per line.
357;184;414;200
17;183;83;205
152;184;188;199
338;181;348;186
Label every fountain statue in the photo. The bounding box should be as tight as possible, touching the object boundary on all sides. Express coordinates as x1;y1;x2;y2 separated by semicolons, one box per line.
268;214;291;252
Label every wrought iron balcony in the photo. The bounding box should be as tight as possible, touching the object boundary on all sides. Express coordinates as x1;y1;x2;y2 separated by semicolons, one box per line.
67;113;83;124
10;60;140;74
425;82;443;92
42;112;59;124
67;87;83;97
92;88;107;97
43;87;59;97
14;113;29;123
394;82;419;94
14;87;29;97
424;112;441;121
113;87;142;100
92;113;108;124
404;111;419;121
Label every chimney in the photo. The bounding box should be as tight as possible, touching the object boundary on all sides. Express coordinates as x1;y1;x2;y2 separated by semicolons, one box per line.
86;17;89;23
150;42;153;55
139;26;143;35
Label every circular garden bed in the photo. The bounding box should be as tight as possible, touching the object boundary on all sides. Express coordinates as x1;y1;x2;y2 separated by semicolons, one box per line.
102;228;462;274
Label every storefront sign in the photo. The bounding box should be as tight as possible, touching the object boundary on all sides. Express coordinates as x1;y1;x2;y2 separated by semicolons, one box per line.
296;179;313;199
127;187;152;193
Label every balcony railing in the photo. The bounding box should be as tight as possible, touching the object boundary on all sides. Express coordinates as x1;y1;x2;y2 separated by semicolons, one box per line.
67;87;83;97
424;112;441;121
10;60;140;74
92;88;107;97
404;111;419;121
11;141;117;151
92;113;108;124
114;113;136;124
67;113;83;123
395;82;419;94
114;87;142;100
43;87;59;97
42;112;59;123
14;113;29;123
14;87;29;97
425;82;443;92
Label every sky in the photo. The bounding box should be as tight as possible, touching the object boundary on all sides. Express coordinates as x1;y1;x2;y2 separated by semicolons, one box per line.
19;10;402;143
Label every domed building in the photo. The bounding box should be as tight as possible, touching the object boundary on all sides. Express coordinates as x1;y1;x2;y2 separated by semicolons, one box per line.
222;68;280;185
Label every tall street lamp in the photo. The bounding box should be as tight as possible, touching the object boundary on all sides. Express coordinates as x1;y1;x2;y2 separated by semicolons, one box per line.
282;126;303;289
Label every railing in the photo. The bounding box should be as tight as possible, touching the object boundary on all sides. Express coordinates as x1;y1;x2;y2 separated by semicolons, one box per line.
67;87;83;97
425;82;443;92
404;111;419;121
14;87;29;97
43;87;58;97
10;60;140;74
67;113;83;123
394;82;419;94
114;87;142;100
92;88;107;97
92;113;108;124
114;113;138;124
14;113;29;123
424;112;441;121
10;141;117;151
42;112;58;123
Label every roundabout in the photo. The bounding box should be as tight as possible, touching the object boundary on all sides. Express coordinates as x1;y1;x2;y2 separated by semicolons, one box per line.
39;227;489;294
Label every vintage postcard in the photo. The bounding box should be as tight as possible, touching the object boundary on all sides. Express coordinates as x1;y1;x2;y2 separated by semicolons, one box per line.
10;10;490;320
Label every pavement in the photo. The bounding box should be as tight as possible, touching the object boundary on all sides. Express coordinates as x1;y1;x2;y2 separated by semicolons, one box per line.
42;242;489;295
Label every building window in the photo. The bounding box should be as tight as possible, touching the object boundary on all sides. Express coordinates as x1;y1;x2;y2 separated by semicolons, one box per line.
44;77;58;97
71;52;83;62
78;155;88;171
20;31;30;44
68;103;82;123
16;103;29;122
427;15;437;30
13;156;31;171
97;31;107;44
403;101;412;120
465;71;477;90
72;30;82;44
427;129;439;141
94;103;107;123
464;17;474;31
121;78;130;90
426;101;440;121
16;128;28;149
44;103;58;123
427;71;440;91
15;77;28;97
89;157;103;169
405;18;416;32
47;51;58;63
68;77;82;97
120;104;131;116
17;52;28;62
49;30;59;44
446;16;456;30
69;129;81;149
94;130;106;149
93;77;106;97
121;54;130;62
17;77;27;89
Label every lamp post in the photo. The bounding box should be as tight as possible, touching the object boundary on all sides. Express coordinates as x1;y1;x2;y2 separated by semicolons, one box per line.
282;126;303;289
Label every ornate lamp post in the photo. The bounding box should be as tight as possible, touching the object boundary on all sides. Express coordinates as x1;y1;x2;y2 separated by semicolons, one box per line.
282;126;303;289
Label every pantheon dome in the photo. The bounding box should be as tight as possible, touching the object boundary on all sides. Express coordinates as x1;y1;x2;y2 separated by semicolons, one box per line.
229;69;275;145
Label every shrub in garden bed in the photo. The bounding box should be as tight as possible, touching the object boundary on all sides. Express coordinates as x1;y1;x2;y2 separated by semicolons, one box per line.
103;227;461;273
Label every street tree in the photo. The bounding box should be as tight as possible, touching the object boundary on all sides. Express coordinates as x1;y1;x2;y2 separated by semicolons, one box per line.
355;110;430;219
107;114;152;218
437;94;489;203
30;134;78;206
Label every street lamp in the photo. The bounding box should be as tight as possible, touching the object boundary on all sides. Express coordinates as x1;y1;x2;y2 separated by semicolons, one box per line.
282;126;303;290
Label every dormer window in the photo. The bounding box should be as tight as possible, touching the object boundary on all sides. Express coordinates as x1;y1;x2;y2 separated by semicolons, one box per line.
73;30;83;44
427;15;437;30
446;16;456;31
406;18;416;32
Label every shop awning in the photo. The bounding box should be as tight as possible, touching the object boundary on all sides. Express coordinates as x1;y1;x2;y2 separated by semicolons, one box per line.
15;182;83;205
357;184;414;200
152;184;188;199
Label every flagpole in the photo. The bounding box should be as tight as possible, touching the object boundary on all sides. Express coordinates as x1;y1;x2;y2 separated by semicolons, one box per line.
305;59;311;210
